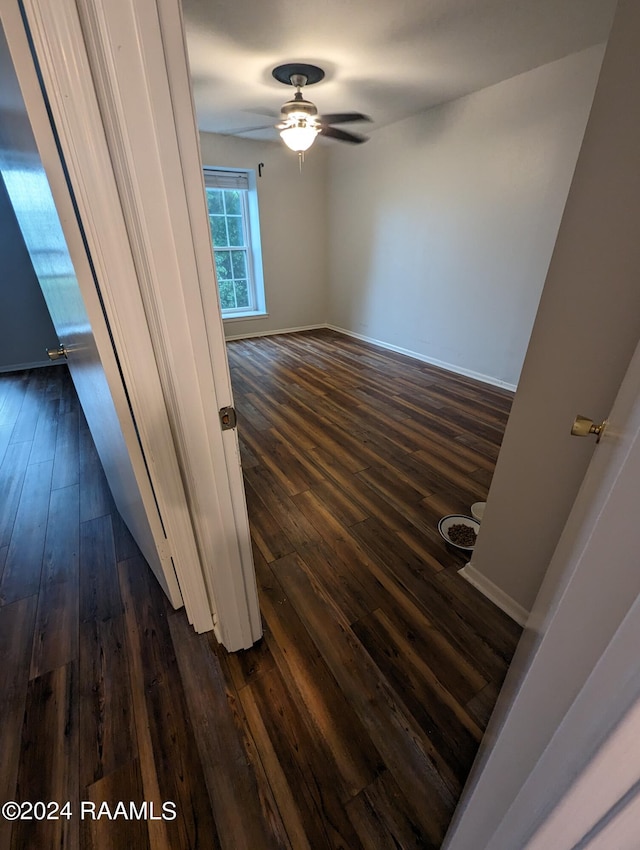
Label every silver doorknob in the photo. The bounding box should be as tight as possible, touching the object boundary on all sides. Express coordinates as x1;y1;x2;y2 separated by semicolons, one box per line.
46;344;68;361
571;415;607;443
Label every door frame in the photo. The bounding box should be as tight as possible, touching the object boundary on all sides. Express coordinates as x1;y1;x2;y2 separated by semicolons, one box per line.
2;0;261;647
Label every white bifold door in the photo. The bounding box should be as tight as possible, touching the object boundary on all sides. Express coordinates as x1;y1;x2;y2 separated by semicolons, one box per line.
0;0;262;650
0;21;182;607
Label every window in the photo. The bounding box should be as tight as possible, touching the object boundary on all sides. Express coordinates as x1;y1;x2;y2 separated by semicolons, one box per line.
203;168;266;319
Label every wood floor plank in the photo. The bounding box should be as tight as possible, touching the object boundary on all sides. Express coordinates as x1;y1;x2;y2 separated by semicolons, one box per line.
79;428;114;522
0;372;28;429
51;409;79;491
295;540;379;624
0;459;53;606
79;515;122;623
254;551;384;801
9;370;47;445
81;759;150;850
29;396;59;465
117;560;173;850
110;509;142;563
307;445;420;535
79;614;137;788
0;423;12;468
243;464;322;551
0;596;38;850
270;551;456;847
352;608;484;796
239;664;367;850
238;682;313;850
30;579;78;679
119;557;219;850
298;476;370;528
169;607;288;850
243;474;295;563
346;770;435;850
240;421;324;496
42;483;80;585
12;662;79;850
349;517;511;684
435;569;522;662
0;441;31;549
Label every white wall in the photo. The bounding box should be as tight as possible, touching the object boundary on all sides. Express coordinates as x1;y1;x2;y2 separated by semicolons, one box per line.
198;132;328;339
1;24;58;373
326;45;605;389
0;168;57;371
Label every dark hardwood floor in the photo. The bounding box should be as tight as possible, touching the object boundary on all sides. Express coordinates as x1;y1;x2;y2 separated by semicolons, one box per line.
0;331;521;849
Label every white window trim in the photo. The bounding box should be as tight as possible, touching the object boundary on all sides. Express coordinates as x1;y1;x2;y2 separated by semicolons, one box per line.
203;167;267;320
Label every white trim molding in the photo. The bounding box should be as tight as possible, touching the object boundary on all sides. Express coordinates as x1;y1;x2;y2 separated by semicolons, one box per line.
0;359;62;373
459;563;530;626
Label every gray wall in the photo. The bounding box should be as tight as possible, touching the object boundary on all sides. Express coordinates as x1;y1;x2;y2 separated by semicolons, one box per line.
326;45;605;390
0;171;57;371
198;132;328;339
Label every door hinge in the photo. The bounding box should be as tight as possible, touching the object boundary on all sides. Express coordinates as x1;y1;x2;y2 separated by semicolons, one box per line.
219;406;237;430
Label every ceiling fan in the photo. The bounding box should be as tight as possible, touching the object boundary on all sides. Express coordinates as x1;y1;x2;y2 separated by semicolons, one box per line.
231;63;371;158
272;63;370;153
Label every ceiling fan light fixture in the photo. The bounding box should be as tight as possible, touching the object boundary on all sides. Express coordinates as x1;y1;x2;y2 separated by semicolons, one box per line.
279;116;319;152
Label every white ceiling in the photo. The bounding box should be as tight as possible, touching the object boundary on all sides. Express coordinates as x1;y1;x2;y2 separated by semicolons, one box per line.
182;0;617;143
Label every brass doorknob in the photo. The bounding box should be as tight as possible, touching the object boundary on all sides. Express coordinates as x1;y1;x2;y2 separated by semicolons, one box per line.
571;415;607;443
46;344;68;361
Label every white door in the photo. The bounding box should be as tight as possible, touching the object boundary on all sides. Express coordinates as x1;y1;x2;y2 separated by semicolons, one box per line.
444;330;640;848
0;20;182;607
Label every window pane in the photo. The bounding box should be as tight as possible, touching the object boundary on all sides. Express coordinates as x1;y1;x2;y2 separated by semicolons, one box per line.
224;190;241;216
234;279;249;308
227;216;244;247
231;250;247;279
210;215;228;247
205;171;264;316
218;279;236;309
206;189;224;215
215;251;231;281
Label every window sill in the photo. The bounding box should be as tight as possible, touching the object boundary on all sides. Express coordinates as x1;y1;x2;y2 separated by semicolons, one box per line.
222;311;269;322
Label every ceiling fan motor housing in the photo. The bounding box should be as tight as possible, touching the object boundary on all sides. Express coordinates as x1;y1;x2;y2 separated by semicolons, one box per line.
280;91;318;119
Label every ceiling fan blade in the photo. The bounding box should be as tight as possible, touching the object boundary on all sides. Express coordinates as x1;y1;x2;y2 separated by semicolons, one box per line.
319;126;369;144
215;123;274;136
318;112;371;125
243;107;280;119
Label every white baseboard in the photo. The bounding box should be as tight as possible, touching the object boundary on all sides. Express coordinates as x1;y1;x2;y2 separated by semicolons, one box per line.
459;563;529;626
326;324;517;393
0;359;62;373
224;323;327;341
